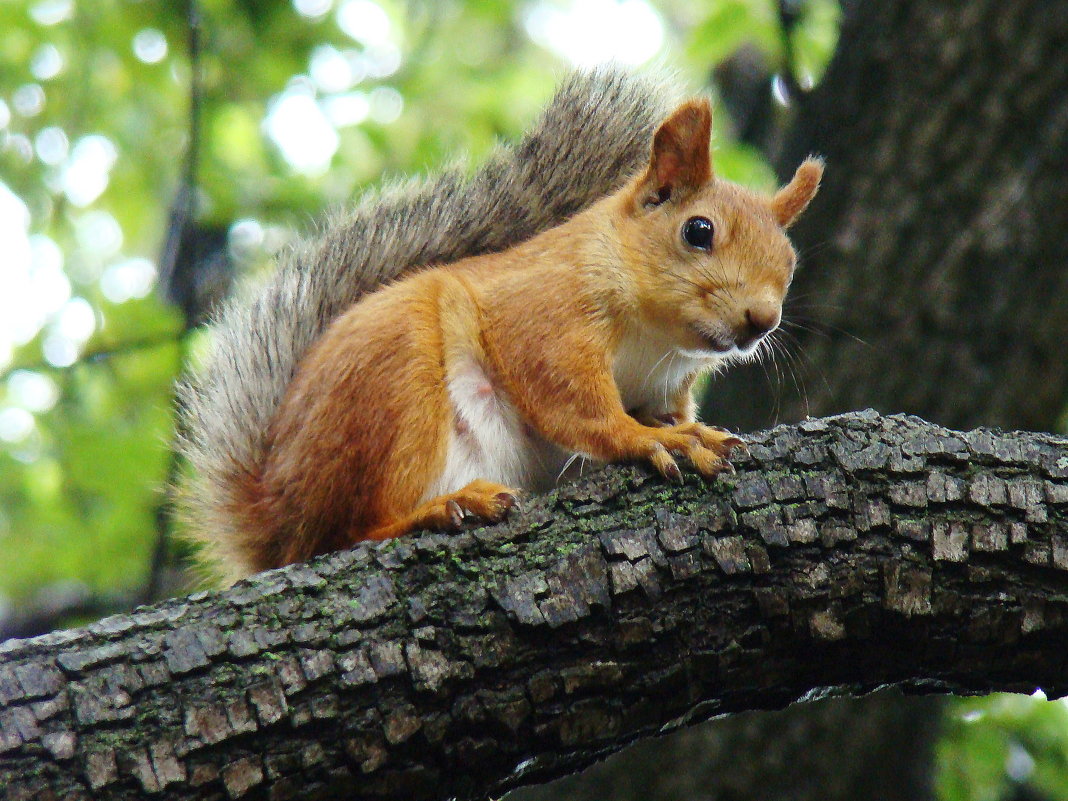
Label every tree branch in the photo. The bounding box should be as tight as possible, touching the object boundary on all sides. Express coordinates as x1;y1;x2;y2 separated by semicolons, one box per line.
3;411;1068;800
0;583;137;644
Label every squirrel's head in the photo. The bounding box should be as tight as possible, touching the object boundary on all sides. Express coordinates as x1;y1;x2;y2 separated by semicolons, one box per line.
617;98;823;360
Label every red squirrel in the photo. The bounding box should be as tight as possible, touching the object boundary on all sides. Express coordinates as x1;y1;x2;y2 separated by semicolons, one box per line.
178;72;821;583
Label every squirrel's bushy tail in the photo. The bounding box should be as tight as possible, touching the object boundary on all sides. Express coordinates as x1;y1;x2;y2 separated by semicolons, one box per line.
176;68;677;584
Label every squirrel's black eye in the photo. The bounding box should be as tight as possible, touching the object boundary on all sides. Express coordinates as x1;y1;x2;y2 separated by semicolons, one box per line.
682;216;714;250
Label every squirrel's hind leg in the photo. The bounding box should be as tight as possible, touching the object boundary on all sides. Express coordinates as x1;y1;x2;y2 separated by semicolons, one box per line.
363;479;518;541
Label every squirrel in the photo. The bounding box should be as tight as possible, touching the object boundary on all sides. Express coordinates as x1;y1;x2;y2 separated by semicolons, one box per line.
177;69;821;585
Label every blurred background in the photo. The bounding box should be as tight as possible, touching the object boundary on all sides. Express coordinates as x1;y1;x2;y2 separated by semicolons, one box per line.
1;1;1067;799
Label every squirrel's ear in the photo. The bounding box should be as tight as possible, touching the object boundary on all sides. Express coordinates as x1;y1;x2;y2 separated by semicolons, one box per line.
771;157;824;227
639;99;713;207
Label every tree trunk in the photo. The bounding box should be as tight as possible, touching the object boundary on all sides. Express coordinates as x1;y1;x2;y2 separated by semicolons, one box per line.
705;0;1068;433
681;2;1068;797
3;412;1068;801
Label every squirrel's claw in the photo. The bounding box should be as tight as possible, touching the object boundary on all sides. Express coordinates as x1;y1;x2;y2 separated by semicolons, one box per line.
445;499;465;528
720;436;746;455
649;443;684;484
494;491;518;513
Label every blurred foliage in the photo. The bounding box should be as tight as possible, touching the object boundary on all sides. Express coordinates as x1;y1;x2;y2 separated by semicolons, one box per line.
3;2;1067;799
940;695;1068;801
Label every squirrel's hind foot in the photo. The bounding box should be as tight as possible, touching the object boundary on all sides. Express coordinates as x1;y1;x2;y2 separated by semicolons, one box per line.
363;479;519;541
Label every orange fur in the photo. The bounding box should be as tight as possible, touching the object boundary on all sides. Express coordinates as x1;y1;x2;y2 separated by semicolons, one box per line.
242;99;823;569
772;158;825;227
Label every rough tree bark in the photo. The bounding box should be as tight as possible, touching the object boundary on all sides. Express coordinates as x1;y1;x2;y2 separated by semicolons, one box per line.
706;0;1068;432
3;412;1068;801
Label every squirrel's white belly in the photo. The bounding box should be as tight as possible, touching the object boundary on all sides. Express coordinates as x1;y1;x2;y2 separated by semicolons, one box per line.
613;330;717;414
421;356;570;501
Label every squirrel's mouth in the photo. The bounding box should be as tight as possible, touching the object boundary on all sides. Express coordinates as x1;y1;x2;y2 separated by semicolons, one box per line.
691;325;734;354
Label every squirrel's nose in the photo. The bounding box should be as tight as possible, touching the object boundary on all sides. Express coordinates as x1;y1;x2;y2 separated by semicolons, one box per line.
736;306;780;348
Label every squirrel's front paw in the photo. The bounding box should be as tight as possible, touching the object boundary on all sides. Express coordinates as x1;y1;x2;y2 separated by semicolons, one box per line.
645;423;744;482
673;422;745;459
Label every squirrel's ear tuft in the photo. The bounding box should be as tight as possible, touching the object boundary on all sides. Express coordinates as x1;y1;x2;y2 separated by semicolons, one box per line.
771;157;824;227
639;99;713;208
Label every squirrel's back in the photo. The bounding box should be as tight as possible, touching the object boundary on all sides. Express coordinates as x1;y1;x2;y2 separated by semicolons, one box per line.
177;68;678;585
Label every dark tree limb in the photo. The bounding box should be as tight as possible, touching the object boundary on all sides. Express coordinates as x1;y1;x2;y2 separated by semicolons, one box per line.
4;411;1068;801
705;0;1068;433
0;584;138;644
508;686;943;801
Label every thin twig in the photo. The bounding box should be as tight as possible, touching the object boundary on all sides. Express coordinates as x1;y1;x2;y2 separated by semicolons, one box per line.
0;332;186;382
143;0;205;603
